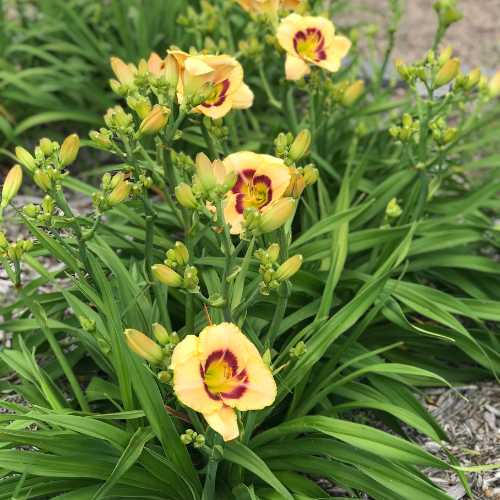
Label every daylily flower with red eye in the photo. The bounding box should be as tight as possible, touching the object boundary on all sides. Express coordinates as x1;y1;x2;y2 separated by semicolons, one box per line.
222;151;291;234
277;14;351;81
170;322;276;441
169;50;254;119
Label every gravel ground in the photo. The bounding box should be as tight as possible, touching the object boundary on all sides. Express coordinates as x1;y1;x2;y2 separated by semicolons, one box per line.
336;0;500;71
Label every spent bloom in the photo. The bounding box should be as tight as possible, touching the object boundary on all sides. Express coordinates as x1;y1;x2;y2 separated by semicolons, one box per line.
170;50;254;119
222;151;291;234
277;14;351;80
170;322;276;441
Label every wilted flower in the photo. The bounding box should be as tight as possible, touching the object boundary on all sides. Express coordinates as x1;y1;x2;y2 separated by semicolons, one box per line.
170;322;276;441
170;51;254;119
277;14;351;80
1;164;23;209
222;151;291;234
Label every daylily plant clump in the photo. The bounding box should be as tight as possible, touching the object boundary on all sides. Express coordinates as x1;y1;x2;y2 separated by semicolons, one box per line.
1;0;500;498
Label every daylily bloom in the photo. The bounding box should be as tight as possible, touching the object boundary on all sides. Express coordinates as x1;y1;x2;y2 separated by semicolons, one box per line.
110;57;137;86
170;322;276;441
147;52;179;88
276;14;351;80
222;151;291;234
169;50;254;119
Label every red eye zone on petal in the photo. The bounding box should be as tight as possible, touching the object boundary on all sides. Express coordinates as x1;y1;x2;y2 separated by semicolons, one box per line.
202;79;231;108
293;27;326;62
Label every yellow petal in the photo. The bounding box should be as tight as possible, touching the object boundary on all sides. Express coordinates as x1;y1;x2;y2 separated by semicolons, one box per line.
285;54;310;80
170;335;199;369
203;406;239;441
147;52;164;76
328;35;352;59
196;98;233;119
224;193;244;235
276;14;302;54
231;83;254;109
223;356;277;411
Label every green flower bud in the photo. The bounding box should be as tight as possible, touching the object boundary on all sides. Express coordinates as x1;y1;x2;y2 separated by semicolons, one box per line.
1;164;23;208
15;147;37;172
59;134;80;167
275;255;303;281
152;323;170;345
152;264;183;287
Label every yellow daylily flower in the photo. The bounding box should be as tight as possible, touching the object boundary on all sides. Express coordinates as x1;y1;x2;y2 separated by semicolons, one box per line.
276;14;351;80
169;50;254;119
222;151;290;234
170;323;277;441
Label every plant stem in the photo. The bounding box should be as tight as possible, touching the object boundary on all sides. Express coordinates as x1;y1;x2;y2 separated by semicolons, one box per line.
258;63;282;110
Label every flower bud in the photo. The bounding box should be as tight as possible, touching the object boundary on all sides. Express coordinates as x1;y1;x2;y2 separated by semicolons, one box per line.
259;198;295;234
110;57;136;85
386;198;402;218
33;169;52;192
110;172;126;189
39;138;54;157
138;105;170;135
342;80;365;107
175;183;198;209
183;265;199;291
267;243;280;263
15;147;36;172
124;328;164;364
395;59;410;80
465;68;481;90
127;95;152;119
107;180;131;206
195;152;217;192
152;322;170;345
89;130;112;149
164;54;180;89
152;264;183;287
275;254;303;281
488;71;500;97
302;165;319;186
438;46;453;65
1;164;23;208
59;134;80;167
174;241;189;266
0;231;7;248
23;203;39;218
434;58;460;88
158;370;172;383
288;129;311;163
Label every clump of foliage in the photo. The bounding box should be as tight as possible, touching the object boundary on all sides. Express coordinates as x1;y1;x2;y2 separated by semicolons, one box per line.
0;0;499;498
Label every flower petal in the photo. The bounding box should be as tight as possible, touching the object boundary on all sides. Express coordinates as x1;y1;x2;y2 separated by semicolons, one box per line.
224;193;244;235
231;83;254;110
203;406;239;441
223;356;277;411
197;98;233;119
285;54;310;80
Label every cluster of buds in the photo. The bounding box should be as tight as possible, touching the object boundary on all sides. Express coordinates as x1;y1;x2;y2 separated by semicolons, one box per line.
177;1;220;36
1;164;23;213
171;150;196;177
92;172;132;212
275;129;312;166
15;134;80;193
180;428;206;448
255;243;303;295
327;79;365;107
191;153;237;202
124;323;179;368
0;232;33;262
429;116;457;146
241;198;296;239
152;242;200;293
385;198;403;219
389;113;420;143
238;36;264;63
23;196;59;228
289;340;307;359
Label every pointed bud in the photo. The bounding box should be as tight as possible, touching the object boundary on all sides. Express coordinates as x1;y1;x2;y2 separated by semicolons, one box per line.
275;255;303;281
110;172;126;189
110;57;136;85
386;198;402;218
438;46;453;65
59;134;80;167
175;183;198;209
107;181;131;206
434;58;460;88
488;71;500;97
124;328;164;365
1;164;23;208
174;241;189;266
302;165;319;186
138;105;170;135
152;264;183;287
89;130;112;149
39;138;54;157
465;68;481;90
195;152;217;192
267;243;280;263
127;95;152;119
33;169;52;192
152;323;170;345
259;198;296;234
342;80;365;107
288;129;311;163
15;147;36;172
